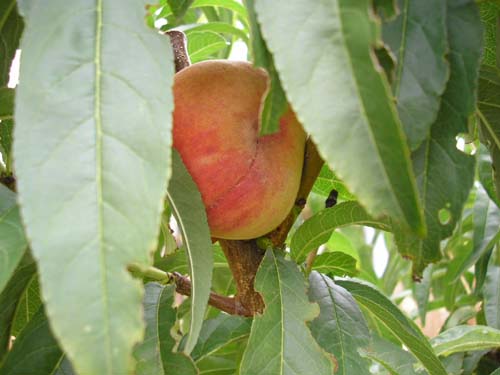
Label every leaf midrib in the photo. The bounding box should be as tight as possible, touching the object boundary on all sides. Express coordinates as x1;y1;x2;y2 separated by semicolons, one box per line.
93;0;113;373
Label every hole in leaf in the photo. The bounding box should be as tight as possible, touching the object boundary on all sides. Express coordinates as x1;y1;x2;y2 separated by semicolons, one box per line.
456;133;476;155
438;208;451;226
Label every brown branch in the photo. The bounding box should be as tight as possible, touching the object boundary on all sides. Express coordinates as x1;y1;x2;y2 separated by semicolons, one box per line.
166;30;191;72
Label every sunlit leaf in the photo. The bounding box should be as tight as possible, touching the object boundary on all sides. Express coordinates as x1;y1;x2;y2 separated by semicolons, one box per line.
240;250;334;374
255;0;425;233
13;1;174;373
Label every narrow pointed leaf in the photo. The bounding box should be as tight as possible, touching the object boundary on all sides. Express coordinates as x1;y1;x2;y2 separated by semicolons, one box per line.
455;185;500;279
244;0;286;136
0;0;23;86
0;185;27;293
291;201;391;263
0;307;70;375
187;31;227;63
167;151;213;354
362;336;426;375
478;144;500;207
311;252;357;278
0;253;35;361
0;88;15;170
478;65;500;202
254;0;425;233
337;279;447;375
479;2;500;67
394;0;482;276
308;272;371;375
134;283;197;375
431;325;500;357
168;0;195;19
10;274;41;337
240;250;334;374
190;314;251;361
484;255;500;329
312;165;355;201
13;1;174;373
383;0;449;149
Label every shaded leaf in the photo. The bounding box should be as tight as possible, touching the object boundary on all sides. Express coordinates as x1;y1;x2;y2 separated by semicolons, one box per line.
0;0;23;86
244;0;286;136
478;65;500;203
240;250;334;374
362;335;426;375
13;1;174;373
413;264;433;325
478;144;500;207
0;253;35;361
10;273;41;337
484;253;500;329
168;0;195;20
308;272;371;374
167;150;213;354
337;279;447;375
0;307;70;375
383;0;449;149
431;325;500;357
291;201;391;263
455;184;500;279
0;88;15;170
479;2;500;67
190;314;251;361
394;0;482;276
374;0;399;20
312;252;357;278
134;283;197;375
255;0;425;234
0;185;27;293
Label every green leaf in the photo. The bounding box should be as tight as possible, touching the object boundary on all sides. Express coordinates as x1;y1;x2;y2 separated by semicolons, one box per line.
13;1;175;373
0;307;70;375
374;0;399;20
308;272;372;374
311;252;357;278
455;184;500;279
197;339;246;375
161;0;248;26
0;185;27;293
183;22;249;43
478;65;500;202
244;0;286;136
240;250;334;374
0;0;23;86
431;325;500;357
291;201;391;263
0;88;15;170
167;0;195;20
190;314;251;361
312;165;356;201
0;253;36;361
337;279;447;375
362;335;425;375
413;264;433;325
478;144;500;207
479;2;500;67
383;0;449;149
10;274;41;337
394;0;482;276
255;0;425;234
187;31;227;63
167;150;213;354
483;253;500;329
490;368;500;375
134;283;197;375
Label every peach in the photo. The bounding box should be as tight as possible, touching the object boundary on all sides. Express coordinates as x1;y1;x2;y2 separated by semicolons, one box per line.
172;60;306;240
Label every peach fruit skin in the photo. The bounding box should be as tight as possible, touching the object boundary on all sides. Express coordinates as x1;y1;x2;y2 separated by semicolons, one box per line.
172;60;306;240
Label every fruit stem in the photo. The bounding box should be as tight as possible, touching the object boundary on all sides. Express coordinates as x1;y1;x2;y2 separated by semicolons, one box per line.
166;30;191;72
